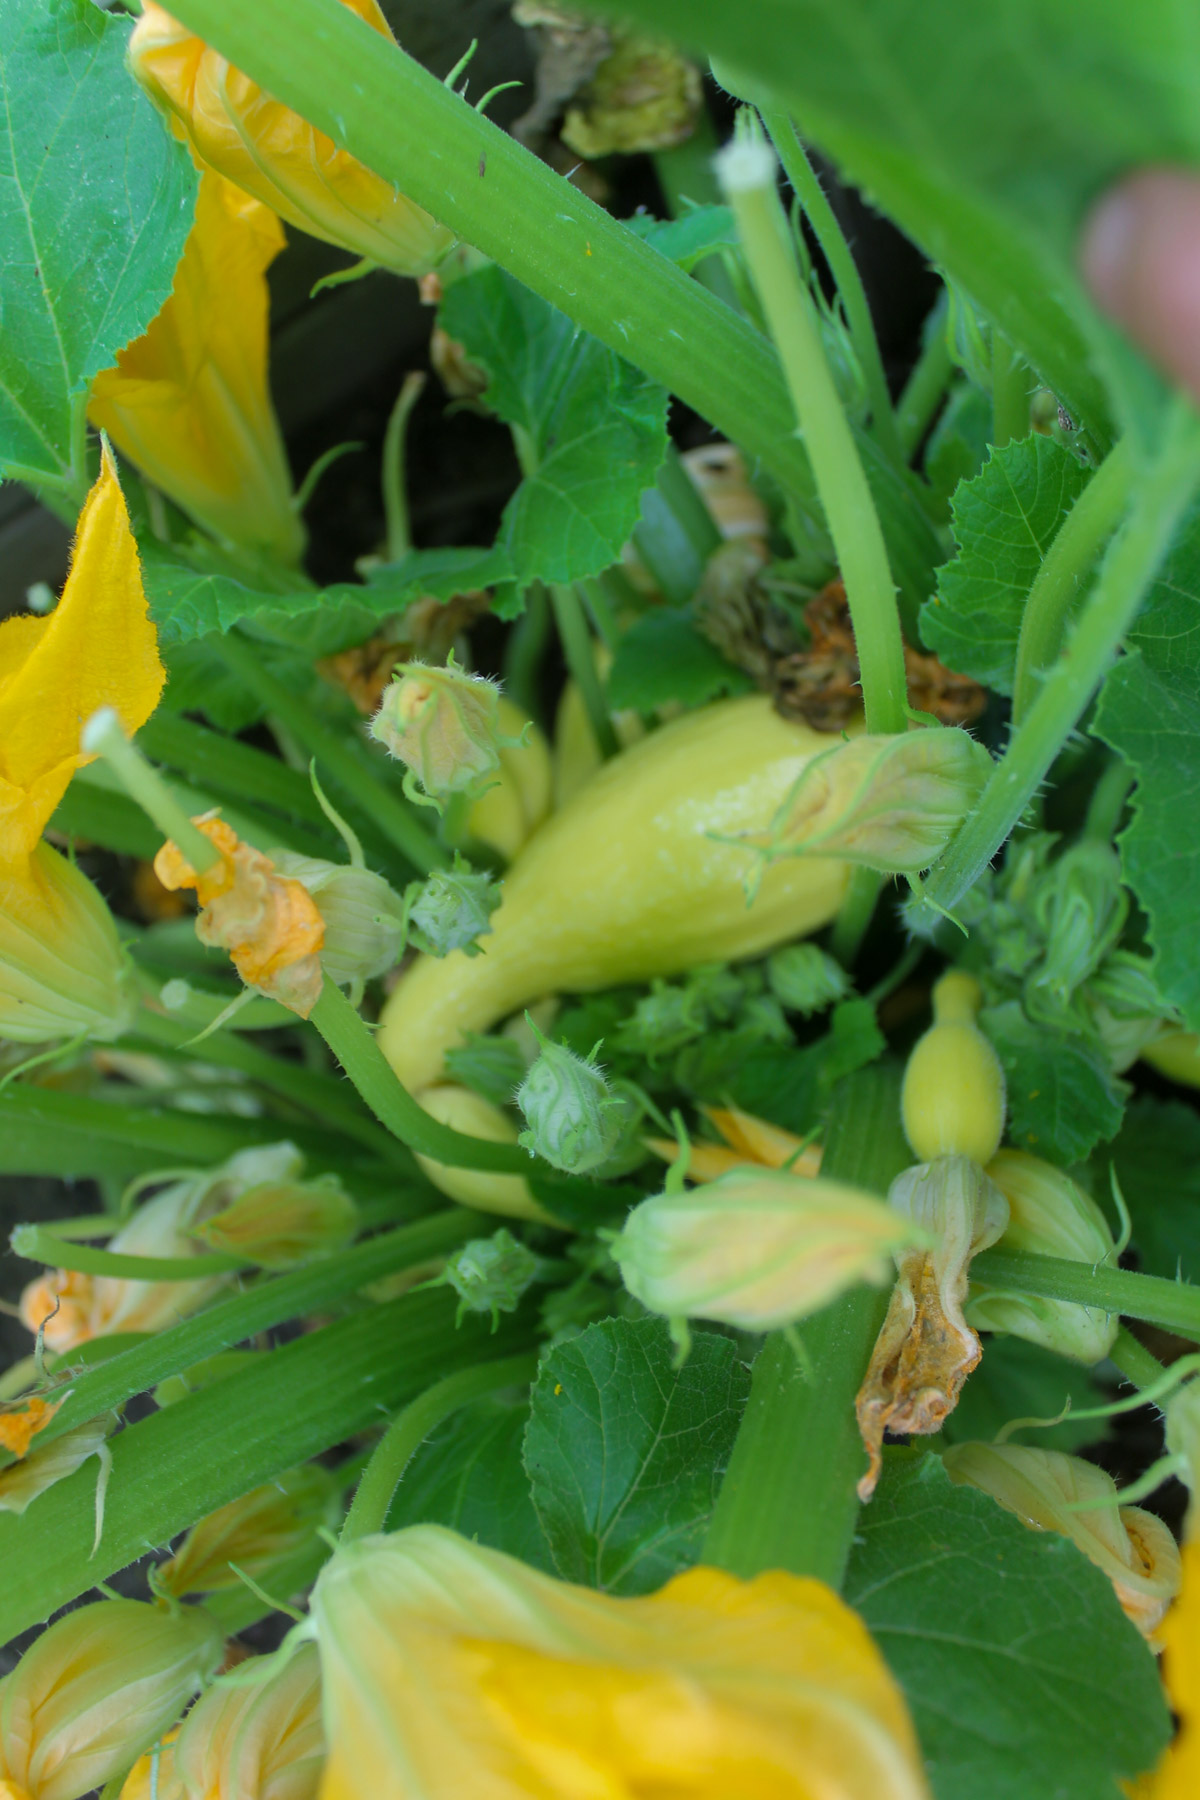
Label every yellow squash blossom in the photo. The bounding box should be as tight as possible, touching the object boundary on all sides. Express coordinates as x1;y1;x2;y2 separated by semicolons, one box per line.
90;169;303;565
312;1524;930;1799
1138;1539;1200;1797
0;1397;60;1461
130;2;454;277
649;1103;823;1182
0;450;163;1044
154;815;326;1018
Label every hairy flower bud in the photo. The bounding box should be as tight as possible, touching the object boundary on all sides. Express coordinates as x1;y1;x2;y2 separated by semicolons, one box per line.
130;3;454;277
159;1466;337;1597
856;1156;1009;1499
0;841;138;1045
405;858;502;959
192;1172;359;1269
269;853;407;988
766;942;852;1016
515;1027;623;1173
1028;841;1127;1013
433;1228;540;1328
1087;950;1172;1074
614;1167;922;1332
369;658;509;810
967;1150;1118;1364
738;728;991;877
310;1525;929;1799
901;971;1007;1165
0;1599;221;1800
173;1643;324;1800
943;1442;1181;1640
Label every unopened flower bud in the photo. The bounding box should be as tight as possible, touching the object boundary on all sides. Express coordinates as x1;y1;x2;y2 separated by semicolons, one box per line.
515;1026;623;1174
1165;1380;1200;1532
271;854;407;987
432;1228;540;1328
1028;841;1126;1012
192;1172;358;1269
857;1156;1009;1499
614;1167;922;1332
465;700;553;864
943;1442;1181;1640
406;858;502;959
158;1465;337;1597
1087;950;1172;1073
369;658;510;810
738;728;991;877
968;1150;1118;1364
0;1598;221;1800
0;841;137;1045
172;1643;324;1800
901;971;1007;1165
560;32;703;157
766;943;852;1017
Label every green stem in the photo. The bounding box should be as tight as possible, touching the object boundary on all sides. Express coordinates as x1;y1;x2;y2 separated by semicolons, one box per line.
1011;436;1136;725
23;1212;485;1460
382;371;426;562
215;631;445;874
896;291;952;459
9;1224;247;1280
1109;1325;1166;1391
580;578;620;653
310;978;534;1173
830;867;885;968
130;1005;412;1168
971;1248;1200;1342
551;585;618;761
991;334;1031;449
760;106;902;467
719;127;907;736
915;409;1200;930
163;0;934;581
83;711;223;875
703;1062;911;1584
341;1352;537;1542
1083;756;1135;844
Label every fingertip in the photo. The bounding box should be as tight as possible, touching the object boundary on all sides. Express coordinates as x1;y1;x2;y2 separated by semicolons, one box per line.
1080;169;1200;400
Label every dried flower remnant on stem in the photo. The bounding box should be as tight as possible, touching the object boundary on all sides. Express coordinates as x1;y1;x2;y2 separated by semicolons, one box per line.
154;815;325;1017
855;1156;1009;1500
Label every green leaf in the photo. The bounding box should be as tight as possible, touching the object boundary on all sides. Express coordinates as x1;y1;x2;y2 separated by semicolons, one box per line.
606;606;755;712
602;0;1200;445
523;1316;750;1594
385;1395;553;1569
1094;507;1200;1029
844;1452;1170;1800
0;0;197;484
981;1000;1125;1164
922;437;1090;691
440;265;670;589
945;1336;1109;1454
626;205;739;272
680;998;886;1135
0;1288;532;1641
1109;1096;1200;1283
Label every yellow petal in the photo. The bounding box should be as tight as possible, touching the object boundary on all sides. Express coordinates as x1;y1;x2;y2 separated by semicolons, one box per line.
0;1396;60;1459
314;1526;930;1800
130;3;454;277
1143;1539;1200;1797
89;170;302;563
706;1104;822;1174
0;447;163;859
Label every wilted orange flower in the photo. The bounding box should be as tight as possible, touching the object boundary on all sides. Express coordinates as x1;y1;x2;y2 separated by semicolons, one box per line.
0;1396;60;1460
154;816;325;1017
90;169;302;565
130;2;454;277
